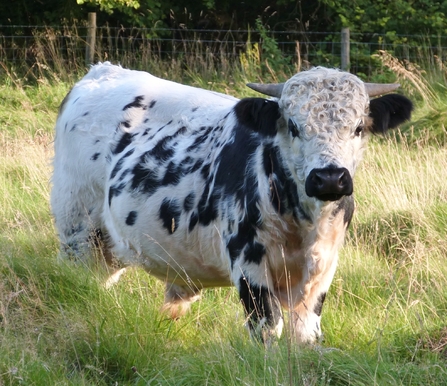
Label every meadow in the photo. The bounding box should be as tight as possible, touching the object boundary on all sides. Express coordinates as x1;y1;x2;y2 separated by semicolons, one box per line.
1;50;447;385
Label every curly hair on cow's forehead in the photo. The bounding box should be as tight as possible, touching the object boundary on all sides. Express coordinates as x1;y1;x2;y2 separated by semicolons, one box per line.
278;67;370;133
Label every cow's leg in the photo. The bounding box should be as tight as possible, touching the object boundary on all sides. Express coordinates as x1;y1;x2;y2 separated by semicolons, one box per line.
233;263;284;344
161;283;201;319
51;121;112;264
51;164;105;263
290;204;351;344
290;250;339;344
53;215;109;264
52;202;98;262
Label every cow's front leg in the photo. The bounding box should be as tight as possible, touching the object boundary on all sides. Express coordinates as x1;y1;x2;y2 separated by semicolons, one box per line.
290;291;327;344
233;264;283;344
291;250;340;344
290;203;351;344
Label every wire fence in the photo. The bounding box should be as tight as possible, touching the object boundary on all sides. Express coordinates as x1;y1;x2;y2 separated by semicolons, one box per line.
1;23;447;78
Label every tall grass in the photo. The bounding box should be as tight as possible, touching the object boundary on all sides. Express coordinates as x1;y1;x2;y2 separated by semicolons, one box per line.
0;24;301;91
1;40;447;384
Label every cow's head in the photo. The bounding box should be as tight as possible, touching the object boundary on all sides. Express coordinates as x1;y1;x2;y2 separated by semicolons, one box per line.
248;67;413;203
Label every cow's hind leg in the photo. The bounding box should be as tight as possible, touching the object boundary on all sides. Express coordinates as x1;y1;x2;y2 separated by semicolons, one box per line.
51;124;109;264
51;173;95;259
53;207;97;262
51;172;109;265
162;283;201;319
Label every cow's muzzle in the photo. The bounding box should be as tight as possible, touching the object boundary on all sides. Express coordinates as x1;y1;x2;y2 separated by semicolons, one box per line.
305;167;353;201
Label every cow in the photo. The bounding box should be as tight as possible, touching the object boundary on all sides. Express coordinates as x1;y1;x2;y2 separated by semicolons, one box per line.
51;62;412;344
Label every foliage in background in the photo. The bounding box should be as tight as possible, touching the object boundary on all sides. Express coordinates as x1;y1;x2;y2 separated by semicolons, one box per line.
76;0;213;28
78;0;140;14
319;0;447;38
255;18;293;76
3;0;447;40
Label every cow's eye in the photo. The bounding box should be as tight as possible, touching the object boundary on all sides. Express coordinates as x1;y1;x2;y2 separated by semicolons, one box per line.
288;119;300;138
354;126;363;137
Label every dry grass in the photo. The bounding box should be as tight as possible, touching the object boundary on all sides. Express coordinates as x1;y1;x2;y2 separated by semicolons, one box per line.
374;50;437;103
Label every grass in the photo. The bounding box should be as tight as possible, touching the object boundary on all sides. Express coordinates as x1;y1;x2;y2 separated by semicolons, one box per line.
1;56;447;385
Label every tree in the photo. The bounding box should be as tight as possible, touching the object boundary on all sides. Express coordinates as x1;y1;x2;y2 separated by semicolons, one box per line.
318;0;447;38
74;0;309;30
0;0;87;25
76;0;216;28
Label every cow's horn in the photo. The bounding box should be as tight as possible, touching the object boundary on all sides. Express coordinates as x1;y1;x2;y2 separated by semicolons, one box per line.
246;82;285;98
365;83;400;97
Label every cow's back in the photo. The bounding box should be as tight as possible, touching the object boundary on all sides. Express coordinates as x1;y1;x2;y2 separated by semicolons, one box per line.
51;63;238;259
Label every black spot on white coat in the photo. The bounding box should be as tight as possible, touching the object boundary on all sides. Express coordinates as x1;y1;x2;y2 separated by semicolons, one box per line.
125;211;138;226
123;95;145;110
110;148;135;179
113;132;133;155
90;152;101;161
186;126;214;152
159;198;181;234
183;192;195;212
131;161;160;196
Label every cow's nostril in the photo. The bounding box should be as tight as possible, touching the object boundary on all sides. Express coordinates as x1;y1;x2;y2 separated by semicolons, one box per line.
311;172;324;188
338;170;349;188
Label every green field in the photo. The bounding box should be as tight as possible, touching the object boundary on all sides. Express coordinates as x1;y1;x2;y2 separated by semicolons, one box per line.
1;59;447;385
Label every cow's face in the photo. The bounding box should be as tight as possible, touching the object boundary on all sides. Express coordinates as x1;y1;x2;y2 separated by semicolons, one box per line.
278;68;371;202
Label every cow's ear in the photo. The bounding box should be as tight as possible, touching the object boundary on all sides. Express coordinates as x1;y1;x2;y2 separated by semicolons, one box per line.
234;98;280;137
369;94;413;135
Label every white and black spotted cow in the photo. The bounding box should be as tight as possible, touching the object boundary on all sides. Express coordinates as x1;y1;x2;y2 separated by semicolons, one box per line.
51;63;412;343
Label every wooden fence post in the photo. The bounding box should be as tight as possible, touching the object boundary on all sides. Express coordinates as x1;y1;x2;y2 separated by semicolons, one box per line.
85;12;96;66
341;27;350;71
